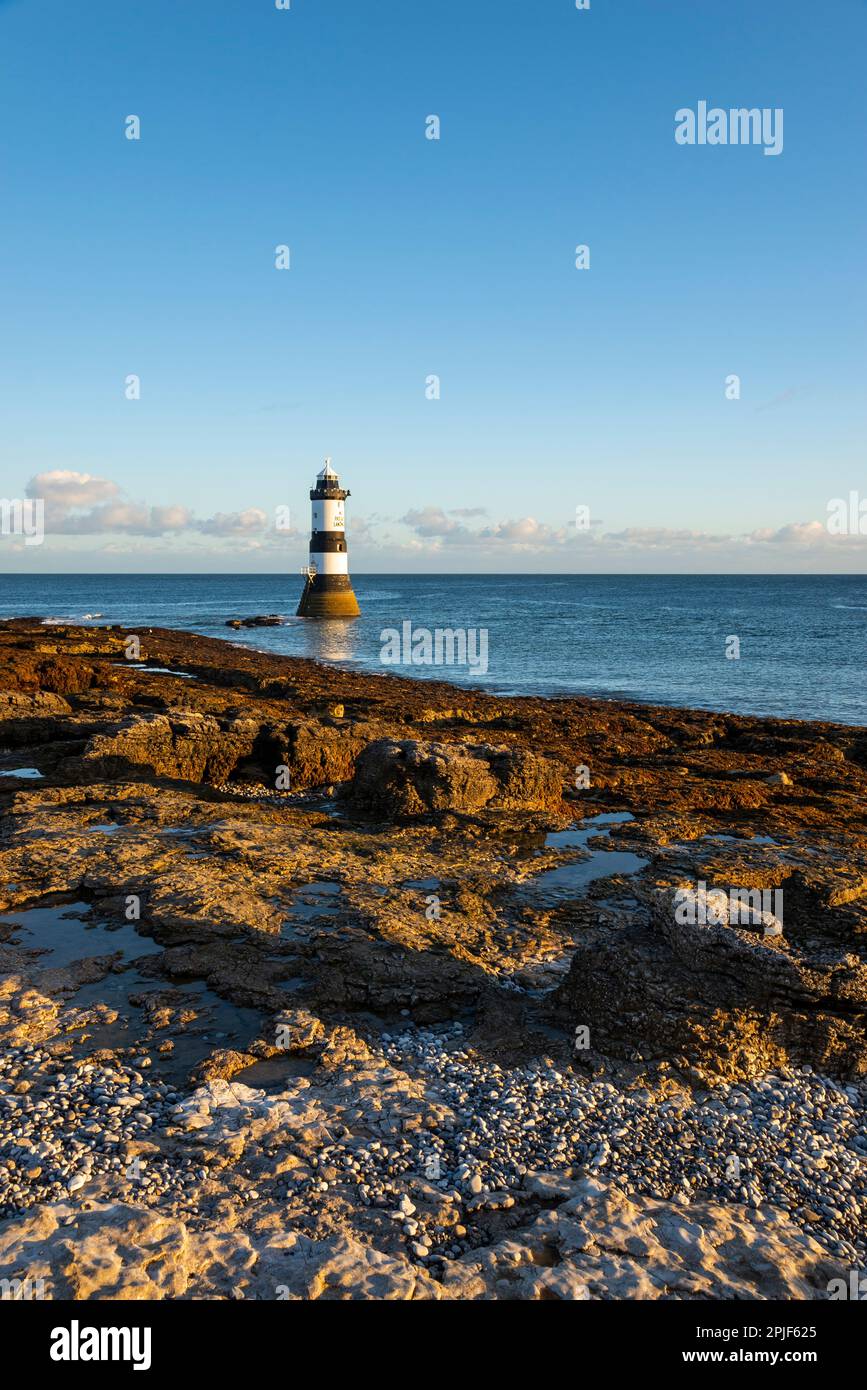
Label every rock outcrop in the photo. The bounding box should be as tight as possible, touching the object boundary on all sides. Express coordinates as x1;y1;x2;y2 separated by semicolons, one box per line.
347;738;564;818
0;1176;840;1300
225;615;283;629
554;878;867;1079
69;711;259;784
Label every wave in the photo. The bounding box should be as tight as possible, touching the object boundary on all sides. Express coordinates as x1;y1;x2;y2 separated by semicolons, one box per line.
42;613;105;625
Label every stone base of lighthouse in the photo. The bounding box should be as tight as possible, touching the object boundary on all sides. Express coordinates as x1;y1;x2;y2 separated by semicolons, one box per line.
296;573;360;619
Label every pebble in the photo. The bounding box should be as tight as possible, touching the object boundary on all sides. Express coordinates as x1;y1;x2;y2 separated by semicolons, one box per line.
2;1030;865;1275
0;1047;193;1221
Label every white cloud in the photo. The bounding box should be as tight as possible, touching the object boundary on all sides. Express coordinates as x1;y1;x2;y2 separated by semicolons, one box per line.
478;517;567;546
21;472;276;539
395;509;867;558
54;501;194;536
401;509;566;549
604;526;732;548
26;470;119;509
13;471;867;570
401;506;467;538
197;508;269;536
746;521;832;545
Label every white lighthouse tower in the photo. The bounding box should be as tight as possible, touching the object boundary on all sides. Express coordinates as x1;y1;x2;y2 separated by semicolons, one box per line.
296;459;361;618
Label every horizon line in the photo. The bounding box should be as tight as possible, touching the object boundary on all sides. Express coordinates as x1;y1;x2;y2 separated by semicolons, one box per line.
0;571;861;580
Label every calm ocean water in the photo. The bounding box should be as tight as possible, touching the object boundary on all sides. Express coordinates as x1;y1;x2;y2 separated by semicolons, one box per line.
0;573;865;726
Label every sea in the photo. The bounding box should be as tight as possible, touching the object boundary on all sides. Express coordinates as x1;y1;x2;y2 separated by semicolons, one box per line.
0;573;864;726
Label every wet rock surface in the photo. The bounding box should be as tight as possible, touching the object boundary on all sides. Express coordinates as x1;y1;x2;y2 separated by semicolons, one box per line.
0;618;865;1300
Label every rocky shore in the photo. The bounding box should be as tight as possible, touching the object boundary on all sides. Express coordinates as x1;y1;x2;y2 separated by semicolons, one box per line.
0;618;864;1300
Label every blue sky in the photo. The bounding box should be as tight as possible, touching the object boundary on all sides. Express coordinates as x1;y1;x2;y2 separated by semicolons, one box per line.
1;0;865;572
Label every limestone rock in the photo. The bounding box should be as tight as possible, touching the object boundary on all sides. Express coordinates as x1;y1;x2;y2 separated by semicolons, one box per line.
553;879;867;1078
70;711;258;783
190;1048;259;1085
441;1178;839;1300
318;1025;373;1070
0;1201;443;1300
347;738;563;818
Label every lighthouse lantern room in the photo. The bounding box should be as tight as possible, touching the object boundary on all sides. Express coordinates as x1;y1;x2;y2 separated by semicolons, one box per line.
296;459;361;618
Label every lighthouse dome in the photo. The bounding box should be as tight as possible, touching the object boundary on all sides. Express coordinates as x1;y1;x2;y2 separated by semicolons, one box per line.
317;458;338;481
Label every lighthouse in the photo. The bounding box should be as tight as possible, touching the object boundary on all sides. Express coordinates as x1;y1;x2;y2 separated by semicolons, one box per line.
296;459;361;618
